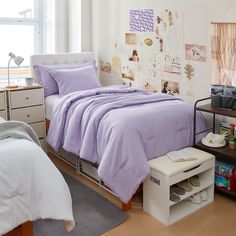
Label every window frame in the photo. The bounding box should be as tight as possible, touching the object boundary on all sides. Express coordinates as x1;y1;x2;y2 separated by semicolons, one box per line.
0;0;41;54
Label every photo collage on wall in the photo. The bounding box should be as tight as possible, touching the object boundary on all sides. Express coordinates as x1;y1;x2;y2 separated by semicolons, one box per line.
122;8;183;95
100;8;184;96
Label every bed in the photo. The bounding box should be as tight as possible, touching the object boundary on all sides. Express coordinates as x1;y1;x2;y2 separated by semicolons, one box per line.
0;119;74;235
30;52;206;207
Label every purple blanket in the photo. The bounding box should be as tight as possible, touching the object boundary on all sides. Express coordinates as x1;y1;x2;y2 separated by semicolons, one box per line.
47;85;206;203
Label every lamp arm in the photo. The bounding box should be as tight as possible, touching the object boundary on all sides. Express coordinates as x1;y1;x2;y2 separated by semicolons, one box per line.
7;57;13;86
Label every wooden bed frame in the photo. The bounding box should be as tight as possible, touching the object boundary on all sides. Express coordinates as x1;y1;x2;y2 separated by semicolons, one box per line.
4;222;33;236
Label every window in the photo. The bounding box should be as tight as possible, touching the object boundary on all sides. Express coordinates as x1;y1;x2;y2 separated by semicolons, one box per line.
0;0;55;85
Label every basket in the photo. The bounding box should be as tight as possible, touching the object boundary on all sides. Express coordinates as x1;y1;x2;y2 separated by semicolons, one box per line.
221;96;236;109
211;95;236;109
211;94;222;107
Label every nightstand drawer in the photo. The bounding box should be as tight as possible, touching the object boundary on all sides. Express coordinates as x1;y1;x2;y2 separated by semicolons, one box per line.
30;121;45;138
10;105;44;123
0;92;6;110
0;110;7;120
9;88;43;108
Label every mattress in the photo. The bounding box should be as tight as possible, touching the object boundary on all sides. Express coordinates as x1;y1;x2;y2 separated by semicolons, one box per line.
45;94;61;120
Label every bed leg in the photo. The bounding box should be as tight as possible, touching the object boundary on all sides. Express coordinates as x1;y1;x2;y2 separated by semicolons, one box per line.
122;200;132;211
21;222;33;236
45;119;50;135
4;222;33;236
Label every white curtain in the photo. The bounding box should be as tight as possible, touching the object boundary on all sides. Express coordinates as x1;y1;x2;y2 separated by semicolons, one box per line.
55;0;69;53
41;0;56;53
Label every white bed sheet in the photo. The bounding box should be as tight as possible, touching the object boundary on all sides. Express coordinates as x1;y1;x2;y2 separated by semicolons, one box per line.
45;94;61;120
0;138;74;235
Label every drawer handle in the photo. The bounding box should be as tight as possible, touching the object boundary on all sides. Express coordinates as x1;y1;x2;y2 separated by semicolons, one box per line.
27;114;30;118
183;165;201;172
26;97;29;100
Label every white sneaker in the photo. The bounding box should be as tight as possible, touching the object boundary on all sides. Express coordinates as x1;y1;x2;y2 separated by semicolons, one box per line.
200;190;208;201
188;193;201;204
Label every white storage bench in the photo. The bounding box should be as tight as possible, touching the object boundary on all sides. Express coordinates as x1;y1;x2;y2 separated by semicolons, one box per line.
143;147;215;225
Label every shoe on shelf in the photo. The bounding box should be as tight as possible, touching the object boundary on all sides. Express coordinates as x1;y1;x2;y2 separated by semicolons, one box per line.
176;180;193;192
200;190;208;201
188;193;202;204
189;175;200;187
170;190;181;202
170;185;186;196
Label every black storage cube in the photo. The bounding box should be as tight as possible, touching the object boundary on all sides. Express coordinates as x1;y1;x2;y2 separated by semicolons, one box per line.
221;96;236;109
211;95;222;107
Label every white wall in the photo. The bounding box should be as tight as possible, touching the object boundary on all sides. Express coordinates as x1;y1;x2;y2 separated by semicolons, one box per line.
68;0;81;52
55;0;68;52
91;0;236;102
68;0;92;52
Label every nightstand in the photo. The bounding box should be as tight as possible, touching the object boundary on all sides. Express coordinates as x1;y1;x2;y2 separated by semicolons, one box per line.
6;85;46;149
0;90;7;120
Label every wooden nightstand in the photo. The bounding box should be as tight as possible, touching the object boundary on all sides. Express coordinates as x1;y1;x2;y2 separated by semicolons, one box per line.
6;85;46;149
0;90;7;120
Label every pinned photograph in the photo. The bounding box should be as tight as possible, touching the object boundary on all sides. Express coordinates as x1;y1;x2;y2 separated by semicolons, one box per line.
100;61;112;73
125;33;137;45
161;79;179;96
129;49;140;62
185;44;206;62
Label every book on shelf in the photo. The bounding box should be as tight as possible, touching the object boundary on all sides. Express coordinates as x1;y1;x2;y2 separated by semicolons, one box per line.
167;149;197;162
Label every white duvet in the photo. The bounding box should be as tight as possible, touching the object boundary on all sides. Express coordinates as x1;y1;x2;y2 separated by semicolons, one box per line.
0;138;75;235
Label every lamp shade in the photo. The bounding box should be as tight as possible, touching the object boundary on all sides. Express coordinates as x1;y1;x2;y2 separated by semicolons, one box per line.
14;56;24;66
9;52;24;66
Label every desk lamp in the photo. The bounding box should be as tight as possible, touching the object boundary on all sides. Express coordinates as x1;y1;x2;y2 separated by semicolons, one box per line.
6;52;24;88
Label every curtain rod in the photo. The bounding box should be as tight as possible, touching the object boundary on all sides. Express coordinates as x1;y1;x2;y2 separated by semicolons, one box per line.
211;22;236;24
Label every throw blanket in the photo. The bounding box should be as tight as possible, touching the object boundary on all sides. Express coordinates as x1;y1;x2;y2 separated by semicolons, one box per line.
47;85;206;203
0;117;40;146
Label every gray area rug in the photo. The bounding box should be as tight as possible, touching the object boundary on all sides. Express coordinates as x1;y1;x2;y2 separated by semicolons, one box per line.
34;172;128;236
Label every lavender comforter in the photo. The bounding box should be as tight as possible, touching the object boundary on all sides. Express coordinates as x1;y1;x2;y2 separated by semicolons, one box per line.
47;85;206;203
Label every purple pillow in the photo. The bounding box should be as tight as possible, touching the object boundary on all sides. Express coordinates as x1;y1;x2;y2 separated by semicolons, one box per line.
33;60;96;97
49;65;101;97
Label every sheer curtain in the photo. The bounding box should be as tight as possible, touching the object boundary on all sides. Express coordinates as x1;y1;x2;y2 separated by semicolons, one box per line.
211;23;236;86
41;0;56;53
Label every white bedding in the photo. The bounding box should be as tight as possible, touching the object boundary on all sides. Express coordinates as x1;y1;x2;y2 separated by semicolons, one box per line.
0;138;74;235
45;94;61;120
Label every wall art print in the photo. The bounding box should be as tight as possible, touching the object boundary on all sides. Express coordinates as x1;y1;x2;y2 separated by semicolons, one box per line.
161;79;179;96
129;9;154;32
125;33;137;45
100;60;112;73
185;44;206;62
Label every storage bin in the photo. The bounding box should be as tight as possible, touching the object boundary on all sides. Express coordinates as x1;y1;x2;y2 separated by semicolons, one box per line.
221;96;236;109
211;95;236;110
211;85;236;110
215;160;236;192
211;95;222;107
